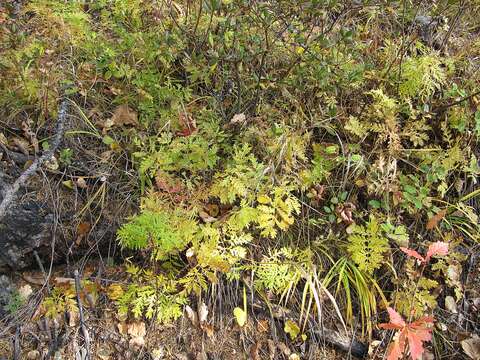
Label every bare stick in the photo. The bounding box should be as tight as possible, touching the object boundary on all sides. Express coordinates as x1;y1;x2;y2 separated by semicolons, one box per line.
0;100;68;220
74;269;91;360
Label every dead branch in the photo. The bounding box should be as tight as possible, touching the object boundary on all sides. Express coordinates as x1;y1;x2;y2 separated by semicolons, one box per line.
0;99;68;221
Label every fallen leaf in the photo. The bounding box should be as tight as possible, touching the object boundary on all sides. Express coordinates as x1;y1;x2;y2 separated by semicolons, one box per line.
155;171;183;193
12;137;30;155
201;323;214;338
127;321;146;338
277;342;291;356
67;309;79;326
107;284;124;300
62;180;74;190
77;222;91;237
76;177;88;189
461;336;480;360
23;272;46;285
445;296;457;313
198;302;208;324
233;307;247;327
117;322;128;335
18;284;33;299
284;320;300;340
267;339;276;359
257;319;269;333
425;242;449;263
250;341;262;360
185;305;198;326
44;156;59;170
400;247;425;263
230;113;246;125
110;105;139;127
97;346;113;360
26;350;40;359
426;209;447;230
177;111;197;137
199;210;217;223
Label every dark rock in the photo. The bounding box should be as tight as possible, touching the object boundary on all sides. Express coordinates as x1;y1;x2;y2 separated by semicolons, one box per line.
0;172;53;271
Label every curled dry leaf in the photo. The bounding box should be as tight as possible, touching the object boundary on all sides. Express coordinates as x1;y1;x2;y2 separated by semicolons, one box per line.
76;177;88;189
127;321;146;338
198;302;208;324
185;305;198;326
230;113;246;125
461;336;480;360
108;105;139;129
18;284;33;299
444;296;457;313
426;209;447;230
257;319;269;333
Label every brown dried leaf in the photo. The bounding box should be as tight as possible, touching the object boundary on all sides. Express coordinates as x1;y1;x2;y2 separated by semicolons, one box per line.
230;113;246;125
257;319;269;333
76;177;88;189
111;105;139;127
185;305;198;326
250;341;262;360
461;336;480;360
127;321;146;338
426;209;447;230
198;302;208;324
117;322;128;335
12;137;30;155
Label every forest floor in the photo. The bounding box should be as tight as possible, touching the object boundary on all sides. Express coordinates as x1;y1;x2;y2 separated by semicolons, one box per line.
1;1;480;359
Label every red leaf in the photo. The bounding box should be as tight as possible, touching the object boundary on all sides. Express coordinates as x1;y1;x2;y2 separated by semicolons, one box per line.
406;325;433;360
380;309;434;360
386;331;407;360
400;247;426;263
425;242;448;263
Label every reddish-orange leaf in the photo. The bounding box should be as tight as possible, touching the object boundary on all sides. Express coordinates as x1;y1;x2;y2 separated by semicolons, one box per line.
425;242;449;263
400;247;425;263
386;331;407;360
380;308;434;360
426;209;447;230
406;323;433;360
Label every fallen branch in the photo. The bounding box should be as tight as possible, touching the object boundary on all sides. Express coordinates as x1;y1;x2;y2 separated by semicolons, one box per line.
0;100;68;221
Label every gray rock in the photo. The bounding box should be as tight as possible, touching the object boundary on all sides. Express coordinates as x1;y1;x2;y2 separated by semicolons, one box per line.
0;171;53;271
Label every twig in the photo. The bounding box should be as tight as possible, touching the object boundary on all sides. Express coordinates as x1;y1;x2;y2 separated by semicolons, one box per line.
34;250;51;292
74;269;91;360
0;99;68;221
13;326;20;360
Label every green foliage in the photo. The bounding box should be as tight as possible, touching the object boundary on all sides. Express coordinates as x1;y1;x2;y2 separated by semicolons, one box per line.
347;215;390;275
42;288;78;319
116;265;187;323
117;209;196;260
254;247;311;295
210;144;265;204
399;51;448;100
2;291;26;315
